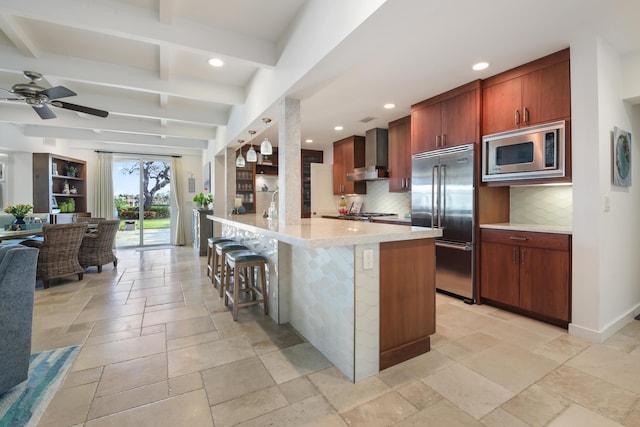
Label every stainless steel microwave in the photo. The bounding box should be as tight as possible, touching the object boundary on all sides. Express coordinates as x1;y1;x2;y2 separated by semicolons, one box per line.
482;121;565;182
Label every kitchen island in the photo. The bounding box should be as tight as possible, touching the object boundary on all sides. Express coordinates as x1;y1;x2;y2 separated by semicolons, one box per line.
207;214;441;382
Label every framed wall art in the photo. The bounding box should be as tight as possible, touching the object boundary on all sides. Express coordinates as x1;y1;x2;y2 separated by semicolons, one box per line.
0;163;5;181
613;126;632;186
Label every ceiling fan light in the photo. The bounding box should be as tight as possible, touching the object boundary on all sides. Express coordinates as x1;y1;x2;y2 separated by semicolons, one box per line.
260;138;273;156
246;146;257;162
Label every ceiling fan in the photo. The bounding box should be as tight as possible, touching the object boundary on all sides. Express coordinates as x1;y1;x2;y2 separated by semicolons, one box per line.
0;70;109;120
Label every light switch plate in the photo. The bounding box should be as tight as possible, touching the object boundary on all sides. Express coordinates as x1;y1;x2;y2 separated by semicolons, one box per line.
363;249;373;270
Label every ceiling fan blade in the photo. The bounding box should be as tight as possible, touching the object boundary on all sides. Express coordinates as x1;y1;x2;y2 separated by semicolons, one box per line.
39;86;77;100
32;104;57;120
0;97;23;101
51;101;109;118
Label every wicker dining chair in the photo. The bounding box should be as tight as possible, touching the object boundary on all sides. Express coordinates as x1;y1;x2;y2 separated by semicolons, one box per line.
20;223;87;289
78;220;119;273
74;216;106;223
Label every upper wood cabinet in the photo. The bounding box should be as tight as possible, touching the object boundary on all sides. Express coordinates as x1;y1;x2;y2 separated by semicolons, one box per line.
333;136;366;195
482;49;571;136
411;80;481;154
388;115;411;192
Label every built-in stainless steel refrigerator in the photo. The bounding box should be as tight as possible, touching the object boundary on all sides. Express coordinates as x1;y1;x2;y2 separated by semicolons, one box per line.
411;144;475;303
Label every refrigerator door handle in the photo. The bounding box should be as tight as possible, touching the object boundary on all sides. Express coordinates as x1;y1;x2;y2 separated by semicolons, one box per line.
431;165;438;228
435;241;473;251
438;165;446;228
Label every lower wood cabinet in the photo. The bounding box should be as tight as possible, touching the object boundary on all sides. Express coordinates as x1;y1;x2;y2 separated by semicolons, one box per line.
380;238;435;369
480;228;571;326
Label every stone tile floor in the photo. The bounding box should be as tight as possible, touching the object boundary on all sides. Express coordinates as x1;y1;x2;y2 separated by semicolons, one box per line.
30;245;640;426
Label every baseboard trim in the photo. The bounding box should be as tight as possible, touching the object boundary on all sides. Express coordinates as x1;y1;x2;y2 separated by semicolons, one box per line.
569;302;640;343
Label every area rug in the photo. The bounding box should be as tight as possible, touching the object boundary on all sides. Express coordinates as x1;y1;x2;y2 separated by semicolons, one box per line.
0;345;80;427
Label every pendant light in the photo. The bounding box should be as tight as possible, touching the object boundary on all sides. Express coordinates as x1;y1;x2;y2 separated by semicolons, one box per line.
260;118;273;156
235;139;245;168
246;130;257;163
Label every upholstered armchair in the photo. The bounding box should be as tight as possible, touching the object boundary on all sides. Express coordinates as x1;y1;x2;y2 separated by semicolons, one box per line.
20;223;87;288
0;245;39;394
78;220;119;273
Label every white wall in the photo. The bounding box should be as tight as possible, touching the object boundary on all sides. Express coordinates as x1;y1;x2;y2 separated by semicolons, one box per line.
570;35;640;341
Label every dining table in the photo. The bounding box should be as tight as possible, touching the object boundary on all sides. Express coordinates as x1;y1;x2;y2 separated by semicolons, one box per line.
0;228;43;243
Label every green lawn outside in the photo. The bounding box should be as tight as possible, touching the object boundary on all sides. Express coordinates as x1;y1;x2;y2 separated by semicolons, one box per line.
119;218;170;229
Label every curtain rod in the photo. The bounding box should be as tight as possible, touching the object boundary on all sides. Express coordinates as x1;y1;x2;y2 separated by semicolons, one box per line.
95;150;181;158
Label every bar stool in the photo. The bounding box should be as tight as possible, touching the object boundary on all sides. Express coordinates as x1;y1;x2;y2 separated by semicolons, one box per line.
223;249;268;321
214;241;248;295
207;237;233;278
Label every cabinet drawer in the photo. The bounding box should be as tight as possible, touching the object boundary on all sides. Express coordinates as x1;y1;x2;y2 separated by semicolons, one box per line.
481;229;569;251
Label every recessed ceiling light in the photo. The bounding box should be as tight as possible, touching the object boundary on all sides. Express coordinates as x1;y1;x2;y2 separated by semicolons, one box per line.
334;126;343;131
305;139;313;143
384;103;396;109
208;58;224;67
472;62;489;71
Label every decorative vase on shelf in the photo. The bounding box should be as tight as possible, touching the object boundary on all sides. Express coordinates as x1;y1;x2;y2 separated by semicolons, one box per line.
13;216;25;225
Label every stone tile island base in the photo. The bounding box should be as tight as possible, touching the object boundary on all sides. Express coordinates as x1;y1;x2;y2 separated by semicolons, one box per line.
212;215;440;382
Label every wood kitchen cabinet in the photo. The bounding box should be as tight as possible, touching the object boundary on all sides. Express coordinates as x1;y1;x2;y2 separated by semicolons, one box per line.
333;135;365;195
380;238;435;369
388;115;411;192
480;228;571;326
411;80;480;154
482;48;570;136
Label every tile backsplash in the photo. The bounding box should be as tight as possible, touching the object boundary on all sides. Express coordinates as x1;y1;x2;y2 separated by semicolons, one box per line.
356;180;411;216
509;185;573;226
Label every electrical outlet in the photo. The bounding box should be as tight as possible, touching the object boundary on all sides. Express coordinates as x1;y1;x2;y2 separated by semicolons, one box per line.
363;249;373;270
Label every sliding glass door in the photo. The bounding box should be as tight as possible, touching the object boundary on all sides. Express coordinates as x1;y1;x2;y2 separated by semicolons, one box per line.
113;157;172;247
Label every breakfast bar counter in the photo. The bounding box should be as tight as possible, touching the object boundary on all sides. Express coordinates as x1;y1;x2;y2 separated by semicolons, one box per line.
207;214;438;247
207;214;441;382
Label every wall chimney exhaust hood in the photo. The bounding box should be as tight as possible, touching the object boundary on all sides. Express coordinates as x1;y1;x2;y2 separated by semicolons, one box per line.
347;128;389;181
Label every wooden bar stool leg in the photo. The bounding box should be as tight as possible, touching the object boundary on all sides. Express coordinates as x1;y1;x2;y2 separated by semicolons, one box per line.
232;261;241;320
210;246;217;283
223;257;232;307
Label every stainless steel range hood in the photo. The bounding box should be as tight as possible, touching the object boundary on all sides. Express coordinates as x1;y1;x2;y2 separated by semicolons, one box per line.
347;128;388;181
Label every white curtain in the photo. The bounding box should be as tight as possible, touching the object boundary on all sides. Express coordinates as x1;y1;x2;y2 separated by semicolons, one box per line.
95;152;114;219
171;157;185;245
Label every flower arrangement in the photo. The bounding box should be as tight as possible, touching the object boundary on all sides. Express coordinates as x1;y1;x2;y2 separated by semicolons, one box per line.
4;204;33;217
193;192;213;206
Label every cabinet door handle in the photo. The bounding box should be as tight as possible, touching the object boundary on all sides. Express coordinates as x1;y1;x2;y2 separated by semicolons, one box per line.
521;249;526;264
512;248;517;264
509;236;528;241
523;107;529;124
435;135;440;148
514;109;520;126
441;134;446;147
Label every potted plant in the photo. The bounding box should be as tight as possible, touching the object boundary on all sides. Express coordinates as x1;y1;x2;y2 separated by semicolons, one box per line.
193;192;213;209
4;204;34;224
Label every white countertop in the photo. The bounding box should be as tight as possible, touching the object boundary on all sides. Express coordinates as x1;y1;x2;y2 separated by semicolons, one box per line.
480;222;572;235
208;214;441;248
